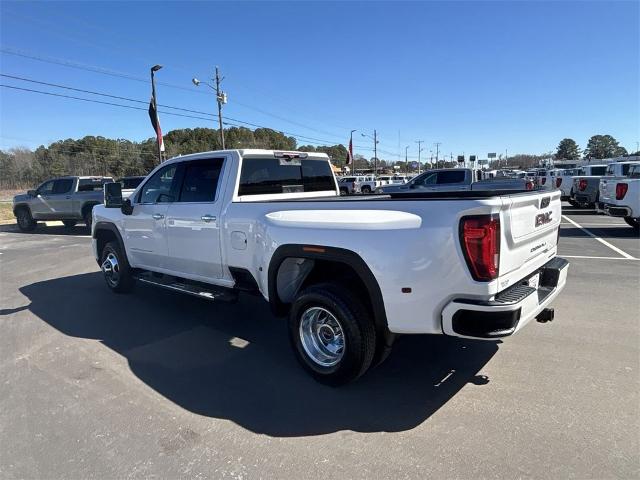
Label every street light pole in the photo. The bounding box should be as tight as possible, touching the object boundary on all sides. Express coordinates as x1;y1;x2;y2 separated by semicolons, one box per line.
416;140;424;174
434;142;441;166
405;145;409;173
374;129;378;175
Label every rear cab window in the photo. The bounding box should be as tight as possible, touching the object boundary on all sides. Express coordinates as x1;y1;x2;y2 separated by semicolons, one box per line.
237;155;336;199
591;166;607;176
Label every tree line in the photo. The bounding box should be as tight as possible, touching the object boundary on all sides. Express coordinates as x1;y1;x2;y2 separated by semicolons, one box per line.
554;134;634;161
1;128;635;190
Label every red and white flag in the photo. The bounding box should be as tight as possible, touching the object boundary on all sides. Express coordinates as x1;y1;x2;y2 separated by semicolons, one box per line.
346;136;353;165
148;96;165;153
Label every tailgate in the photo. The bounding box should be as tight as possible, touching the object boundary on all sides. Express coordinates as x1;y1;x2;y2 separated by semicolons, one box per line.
501;190;561;280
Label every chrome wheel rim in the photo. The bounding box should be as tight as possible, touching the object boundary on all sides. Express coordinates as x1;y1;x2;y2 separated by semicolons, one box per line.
101;252;120;287
299;307;345;367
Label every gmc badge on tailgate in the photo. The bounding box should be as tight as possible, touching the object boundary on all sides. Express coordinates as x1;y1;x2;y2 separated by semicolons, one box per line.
535;212;553;227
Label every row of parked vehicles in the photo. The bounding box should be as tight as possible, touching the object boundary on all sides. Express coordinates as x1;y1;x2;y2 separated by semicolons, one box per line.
522;161;640;230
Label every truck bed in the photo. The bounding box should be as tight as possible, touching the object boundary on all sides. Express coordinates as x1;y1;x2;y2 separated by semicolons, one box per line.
253;189;542;202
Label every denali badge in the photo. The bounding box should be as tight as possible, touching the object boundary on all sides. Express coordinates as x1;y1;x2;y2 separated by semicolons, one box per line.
540;197;551;209
535;212;552;227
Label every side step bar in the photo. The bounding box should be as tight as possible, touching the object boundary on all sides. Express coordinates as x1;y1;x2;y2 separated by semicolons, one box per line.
133;271;238;303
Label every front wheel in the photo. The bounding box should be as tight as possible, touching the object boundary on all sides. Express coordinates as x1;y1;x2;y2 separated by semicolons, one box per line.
101;241;135;293
339;188;348;196
16;208;36;232
288;283;376;386
624;217;640;231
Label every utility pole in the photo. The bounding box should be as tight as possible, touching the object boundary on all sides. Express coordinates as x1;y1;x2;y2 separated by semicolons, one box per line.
416;140;424;174
192;67;227;149
374;129;378;175
361;130;379;175
434;142;442;166
215;67;225;149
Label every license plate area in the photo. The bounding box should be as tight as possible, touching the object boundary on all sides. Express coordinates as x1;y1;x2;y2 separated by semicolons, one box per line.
527;273;540;289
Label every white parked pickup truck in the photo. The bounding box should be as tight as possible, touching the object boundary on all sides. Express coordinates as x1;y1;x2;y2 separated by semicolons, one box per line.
602;164;640;230
92;149;568;385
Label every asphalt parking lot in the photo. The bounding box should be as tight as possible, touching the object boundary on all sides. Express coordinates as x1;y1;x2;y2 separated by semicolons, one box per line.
1;204;638;479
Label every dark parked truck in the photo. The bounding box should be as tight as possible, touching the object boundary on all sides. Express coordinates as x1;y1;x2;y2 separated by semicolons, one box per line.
12;176;113;231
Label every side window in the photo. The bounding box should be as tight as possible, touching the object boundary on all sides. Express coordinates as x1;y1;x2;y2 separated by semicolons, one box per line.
436;171;466;184
38;180;55;194
179;158;224;203
606;165;615;175
138;164;180;203
622;164;631;176
53;178;74;194
301;159;335;192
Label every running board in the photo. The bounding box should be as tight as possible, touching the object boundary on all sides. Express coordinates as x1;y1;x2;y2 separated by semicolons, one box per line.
134;271;238;303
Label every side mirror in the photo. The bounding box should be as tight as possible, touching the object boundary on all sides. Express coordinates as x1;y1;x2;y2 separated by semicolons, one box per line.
27;189;37;197
104;182;123;208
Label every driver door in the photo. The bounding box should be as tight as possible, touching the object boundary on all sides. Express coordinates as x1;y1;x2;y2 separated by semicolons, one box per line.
29;180;55;219
122;163;183;271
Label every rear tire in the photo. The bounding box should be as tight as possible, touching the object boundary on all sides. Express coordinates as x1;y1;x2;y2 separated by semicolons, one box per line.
339;188;349;196
100;241;135;293
16;207;36;232
361;186;371;194
624;217;640;231
62;220;77;228
288;283;376;386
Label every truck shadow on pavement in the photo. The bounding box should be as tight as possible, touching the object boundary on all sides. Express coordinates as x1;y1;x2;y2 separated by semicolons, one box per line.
0;223;90;236
20;271;498;437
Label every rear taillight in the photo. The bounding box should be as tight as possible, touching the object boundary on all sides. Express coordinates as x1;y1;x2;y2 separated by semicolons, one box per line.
352;182;356;190
541;177;547;185
526;181;534;190
616;183;628;200
556;178;562;188
579;179;588;191
460;215;500;282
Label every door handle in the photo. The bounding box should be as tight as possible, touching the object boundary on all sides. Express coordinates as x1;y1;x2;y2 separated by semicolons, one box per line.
201;214;216;223
152;214;165;220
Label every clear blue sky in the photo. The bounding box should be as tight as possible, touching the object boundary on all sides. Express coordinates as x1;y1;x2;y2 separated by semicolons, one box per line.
1;1;638;161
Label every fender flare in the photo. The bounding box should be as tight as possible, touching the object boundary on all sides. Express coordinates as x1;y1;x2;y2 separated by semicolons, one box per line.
81;201;101;217
12;203;31;216
267;244;388;333
93;221;127;266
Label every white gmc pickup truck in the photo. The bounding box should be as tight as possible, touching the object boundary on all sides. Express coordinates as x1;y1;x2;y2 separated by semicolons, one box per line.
92;149;569;385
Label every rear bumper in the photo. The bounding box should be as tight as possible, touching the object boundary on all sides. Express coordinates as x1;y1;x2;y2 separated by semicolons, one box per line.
441;257;569;339
604;203;632;218
574;193;593;204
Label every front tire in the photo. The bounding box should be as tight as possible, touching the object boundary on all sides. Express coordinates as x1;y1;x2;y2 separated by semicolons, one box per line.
624;217;640;231
339;188;348;196
101;241;135;293
83;209;93;230
16;207;36;232
288;283;376;386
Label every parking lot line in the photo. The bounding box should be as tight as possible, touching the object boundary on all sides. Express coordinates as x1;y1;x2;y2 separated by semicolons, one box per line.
561;215;637;260
562;255;639;261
